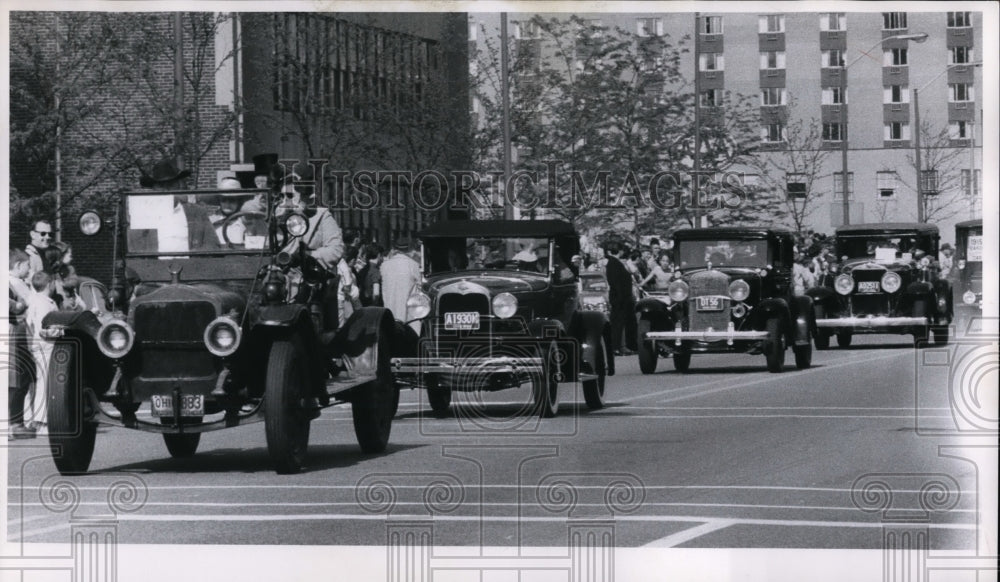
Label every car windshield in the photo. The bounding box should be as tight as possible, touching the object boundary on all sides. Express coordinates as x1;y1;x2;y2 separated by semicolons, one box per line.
423;237;554;274
126;191;271;256
837;234;931;262
581;276;609;292
675;239;768;269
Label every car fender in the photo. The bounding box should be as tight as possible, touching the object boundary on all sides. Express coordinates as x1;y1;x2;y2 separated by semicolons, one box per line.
252;304;325;395
41;310;116;396
749;297;791;333
788;295;815;346
568;311;614;379
904;281;934;297
635;296;675;330
805;285;836;307
932;279;953;320
330;307;396;358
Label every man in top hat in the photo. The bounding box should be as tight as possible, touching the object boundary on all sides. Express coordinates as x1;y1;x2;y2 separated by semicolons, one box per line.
380;236;422;334
132;157;220;253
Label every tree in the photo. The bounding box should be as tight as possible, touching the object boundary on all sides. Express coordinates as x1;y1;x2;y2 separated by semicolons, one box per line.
904;119;970;224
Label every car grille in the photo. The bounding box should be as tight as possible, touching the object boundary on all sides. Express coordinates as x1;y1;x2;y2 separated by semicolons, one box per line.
134;301;216;343
438;293;491;317
687;270;731;332
851;294;891;317
688;300;731;331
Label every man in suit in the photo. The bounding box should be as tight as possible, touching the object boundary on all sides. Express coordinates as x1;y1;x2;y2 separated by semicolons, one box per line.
604;241;637;355
130;158;220;253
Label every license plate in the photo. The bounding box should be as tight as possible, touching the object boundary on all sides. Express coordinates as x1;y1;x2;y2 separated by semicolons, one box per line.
695;296;724;311
857;281;880;294
444;311;481;330
151;394;205;417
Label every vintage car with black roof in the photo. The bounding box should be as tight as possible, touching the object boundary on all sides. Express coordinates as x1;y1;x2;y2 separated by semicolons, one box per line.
806;222;952;348
636;226;814;373
390;219;612;417
41;188;401;475
952;218;983;331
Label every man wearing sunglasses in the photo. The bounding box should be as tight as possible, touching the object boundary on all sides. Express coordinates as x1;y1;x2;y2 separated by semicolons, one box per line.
25;219;53;278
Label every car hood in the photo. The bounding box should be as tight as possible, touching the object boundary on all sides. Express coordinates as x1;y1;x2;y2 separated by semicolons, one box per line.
130;282;250;317
840;258;917;275
677;267;765;301
425;271;549;297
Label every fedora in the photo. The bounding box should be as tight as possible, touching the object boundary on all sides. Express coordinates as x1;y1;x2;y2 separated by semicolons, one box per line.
140;158;191;187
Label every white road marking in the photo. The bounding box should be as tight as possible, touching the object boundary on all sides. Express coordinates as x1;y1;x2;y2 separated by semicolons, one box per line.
642;520;736;547
4;484;974;493
629;414;953;419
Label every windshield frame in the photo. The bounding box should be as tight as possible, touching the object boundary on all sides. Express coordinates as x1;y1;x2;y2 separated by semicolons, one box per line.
674;237;771;270
420;236;558;276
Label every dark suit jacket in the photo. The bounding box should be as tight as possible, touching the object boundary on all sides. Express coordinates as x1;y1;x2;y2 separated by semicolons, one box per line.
127;202;221;252
605;255;633;307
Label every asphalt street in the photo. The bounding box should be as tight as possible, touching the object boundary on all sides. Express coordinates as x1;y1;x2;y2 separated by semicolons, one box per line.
5;334;986;553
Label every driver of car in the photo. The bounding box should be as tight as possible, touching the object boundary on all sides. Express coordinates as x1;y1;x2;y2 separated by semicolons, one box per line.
211;176;247;245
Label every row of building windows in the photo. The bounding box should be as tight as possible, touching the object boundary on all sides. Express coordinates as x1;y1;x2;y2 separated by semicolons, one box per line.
697;45;972;73
691;12;973;35
759;119;974;144
784;169;980;201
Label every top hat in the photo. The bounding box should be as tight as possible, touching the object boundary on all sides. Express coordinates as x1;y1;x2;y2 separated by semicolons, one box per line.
140;158;191;187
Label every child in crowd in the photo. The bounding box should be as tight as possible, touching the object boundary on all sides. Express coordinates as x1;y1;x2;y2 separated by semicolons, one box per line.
8;249;35;438
24;271;58;435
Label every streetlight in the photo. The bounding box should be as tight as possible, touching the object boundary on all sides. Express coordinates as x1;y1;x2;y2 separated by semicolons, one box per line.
839;33;928;226
913;61;982;222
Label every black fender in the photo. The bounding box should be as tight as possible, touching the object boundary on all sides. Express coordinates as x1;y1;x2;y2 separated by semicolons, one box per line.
788;295;815;346
528;318;575;381
904;281;934;297
330;307;396;358
568;311;614;379
251;303;326;398
749;297;791;336
635;297;675;331
932;279;953;321
42;310;116;396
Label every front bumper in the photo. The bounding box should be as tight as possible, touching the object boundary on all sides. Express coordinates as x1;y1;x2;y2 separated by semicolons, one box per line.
816;316;928;328
391;356;544;375
645;324;769;344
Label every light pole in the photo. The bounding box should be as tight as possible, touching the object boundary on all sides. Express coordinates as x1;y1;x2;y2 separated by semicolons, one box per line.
913;61;982;222
839;33;928;226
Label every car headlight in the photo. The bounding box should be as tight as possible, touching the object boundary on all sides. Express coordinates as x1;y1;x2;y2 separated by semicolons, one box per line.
285;212;309;237
668;280;689;302
97;319;135;358
963;291;977;305
919;256;931;268
834;274;854;295
958;260;966;270
406;292;431;320
492;292;518;319
79;211;102;235
881;272;902;293
204;316;242;357
729;279;750;302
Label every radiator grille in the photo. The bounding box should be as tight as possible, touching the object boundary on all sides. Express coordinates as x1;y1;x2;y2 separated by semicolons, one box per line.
688;300;731;332
689;270;730;297
438;293;491;317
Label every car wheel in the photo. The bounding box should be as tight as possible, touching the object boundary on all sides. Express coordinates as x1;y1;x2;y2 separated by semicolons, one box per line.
765;318;785;373
264;337;311;474
582;333;607;410
672;352;691;373
162;432;201;458
426;376;452;416
912;300;930;348
836;331;852;348
813;306;831;350
46;342;97;475
352;315;395;454
532;342;560;418
637;319;658;374
793;343;812;370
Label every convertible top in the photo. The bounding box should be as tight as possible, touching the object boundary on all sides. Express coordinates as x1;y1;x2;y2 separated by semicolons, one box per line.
418;219;578;238
672;226;794;240
836;222;939;236
955;218;983;230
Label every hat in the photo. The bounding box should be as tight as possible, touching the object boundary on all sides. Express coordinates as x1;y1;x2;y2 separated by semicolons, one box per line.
252;153;279;176
940;243;953;251
218;176;243;193
393;236;412;251
140;158;191;187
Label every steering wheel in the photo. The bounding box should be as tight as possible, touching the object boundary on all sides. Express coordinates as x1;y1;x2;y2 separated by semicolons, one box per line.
218;211;268;249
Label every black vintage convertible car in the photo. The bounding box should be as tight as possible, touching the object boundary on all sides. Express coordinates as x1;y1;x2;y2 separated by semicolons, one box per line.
636;227;814;373
41;188;402;474
389;220;612;417
953;219;983;332
806;222;952;348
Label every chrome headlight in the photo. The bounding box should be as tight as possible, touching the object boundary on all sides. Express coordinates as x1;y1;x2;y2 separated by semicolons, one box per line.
204;316;242;357
834;274;854;295
963;291;977;305
406;292;431;320
729;279;750;302
668;280;689;302
285;212;309;237
919;256;931;268
79;211;102;235
880;272;902;293
492;292;518;319
958;260;966;270
97;319;135;358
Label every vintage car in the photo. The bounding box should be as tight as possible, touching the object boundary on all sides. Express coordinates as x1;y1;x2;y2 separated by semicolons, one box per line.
41;188;401;475
636;227;814;373
806;222;952;348
953;219;983;329
389;220;612;417
578;272;611;315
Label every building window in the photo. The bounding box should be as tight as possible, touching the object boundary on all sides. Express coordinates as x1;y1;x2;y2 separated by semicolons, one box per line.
833;172;854;200
701;89;723;107
759;15;785;33
883;12;908;30
949;121;971;140
949;46;973;65
468;19;478;41
514;20;540;40
921;170;940;195
961;169;981;196
701;16;723;34
760;51;786;70
884;85;909;104
822;49;845;68
948;12;972;28
884;122;910;141
699;52;724;71
761;87;786;106
822;13;845;31
822;87;846;105
637;17;663;37
949;83;973;102
884;48;909;66
823;123;846;141
877;171;898;199
761;123;785;143
786;173;807;199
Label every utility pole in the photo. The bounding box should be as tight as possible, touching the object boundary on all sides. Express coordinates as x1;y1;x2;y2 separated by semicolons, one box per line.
501;13;513;220
692;12;701;228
